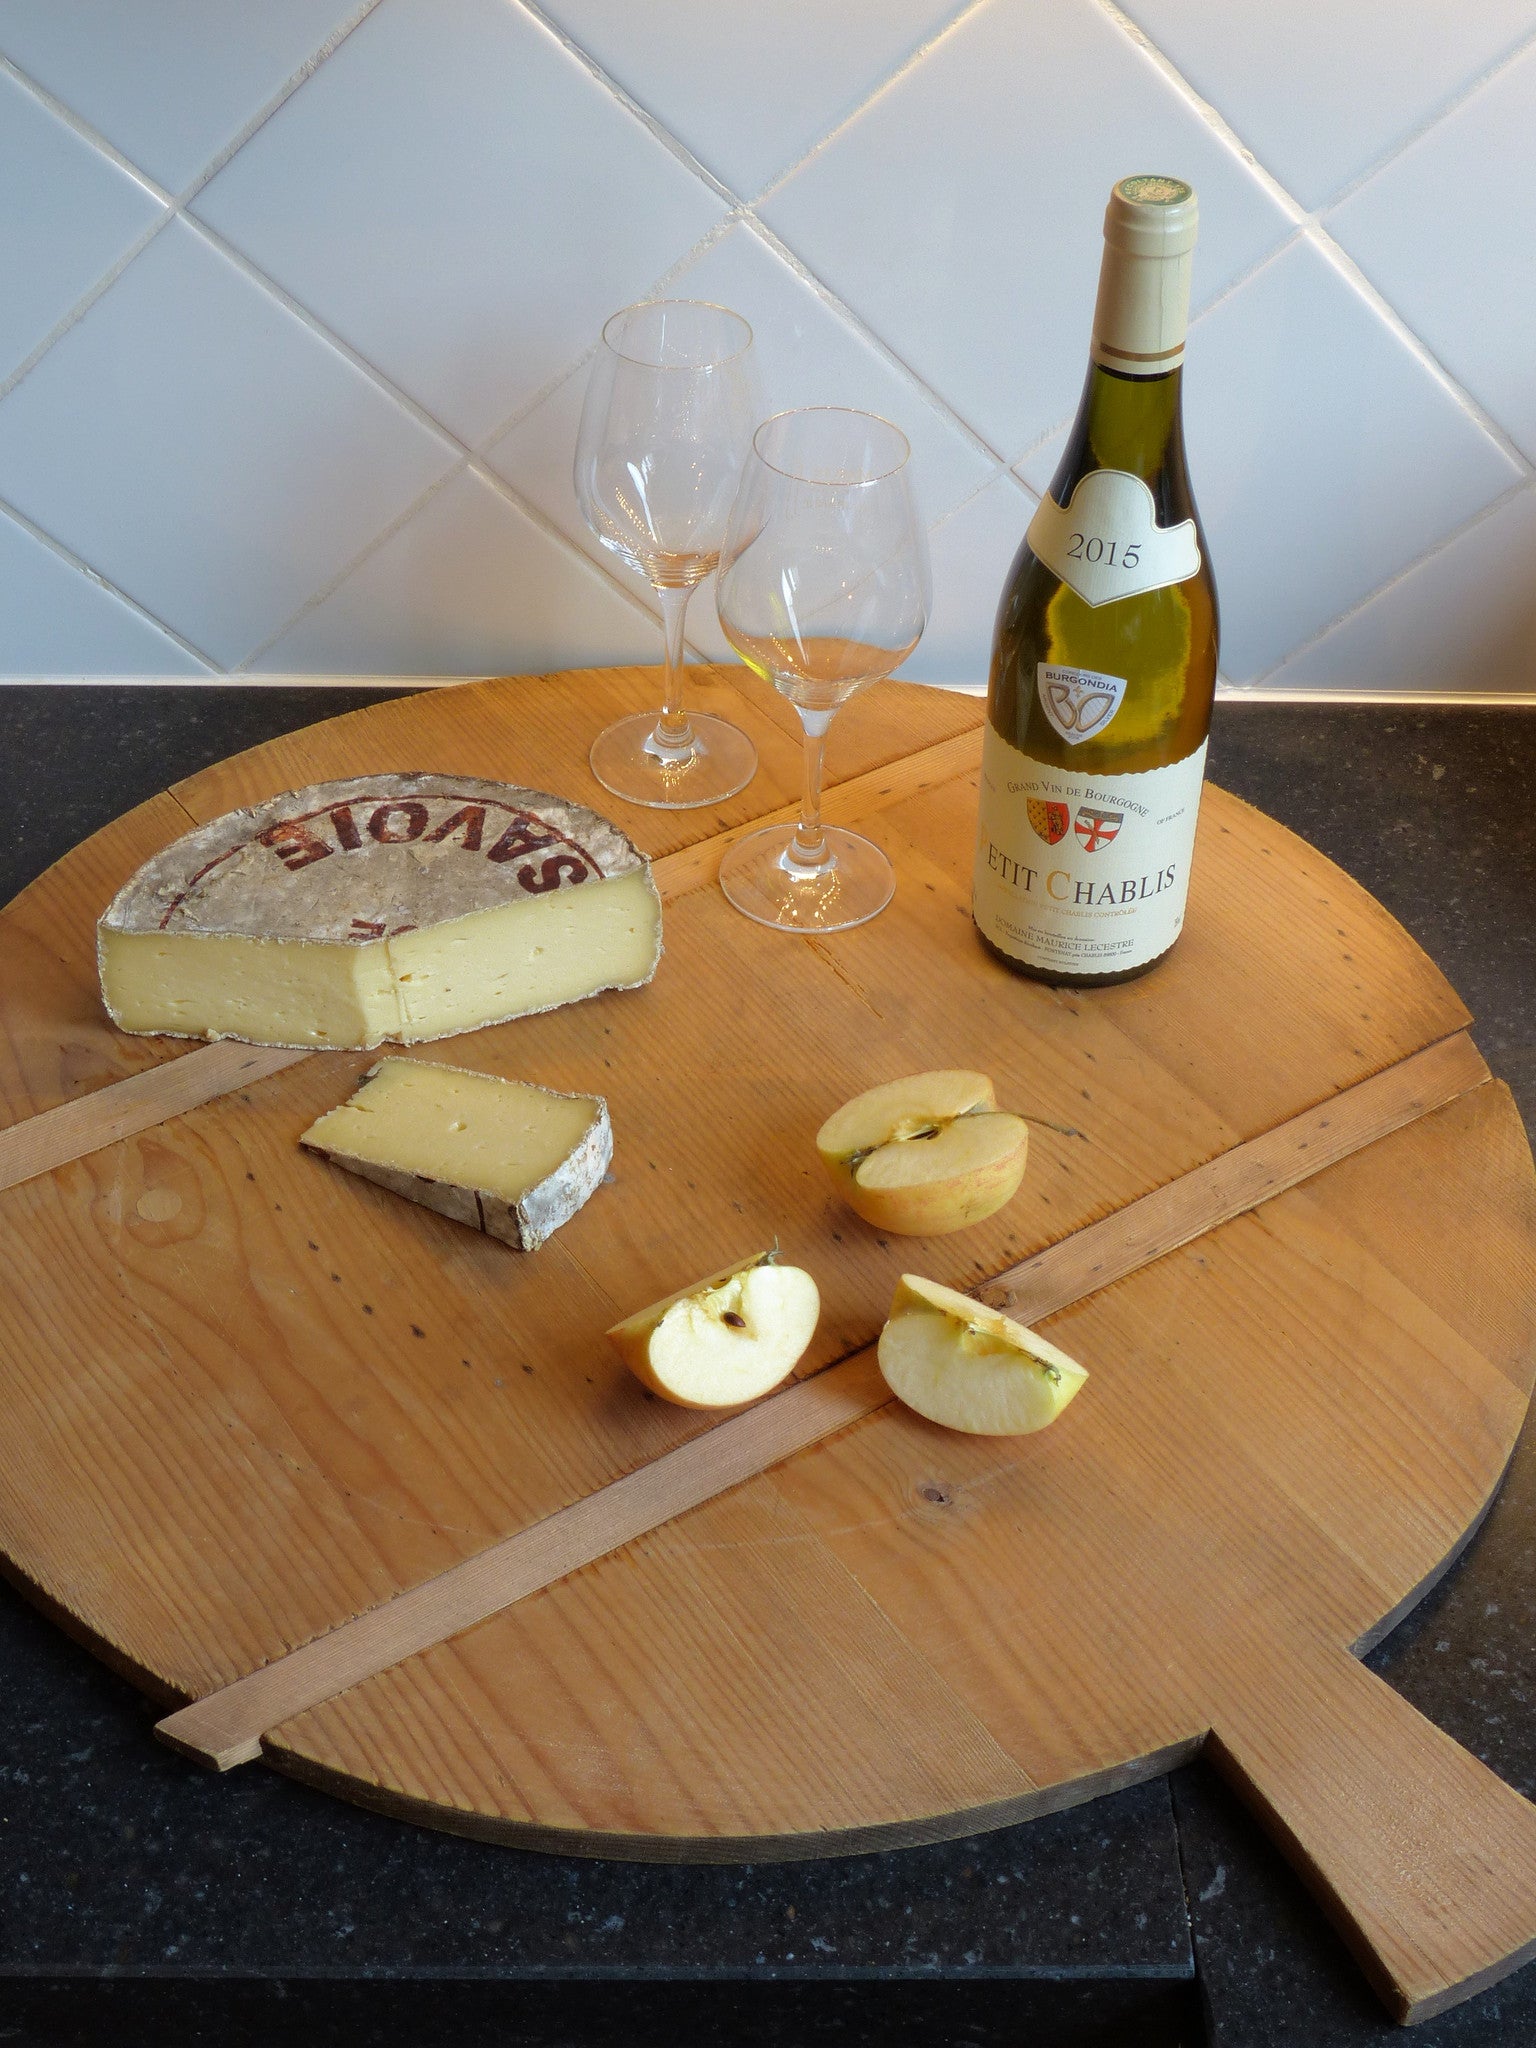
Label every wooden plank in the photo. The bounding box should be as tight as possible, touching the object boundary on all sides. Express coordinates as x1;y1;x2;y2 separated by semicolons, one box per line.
167;667;984;862
0;1041;307;1196
1206;1628;1536;2024
157;1354;889;1769
0;791;200;1128
0;720;981;1198
270;1478;1045;1857
3;665;1531;2025
978;1030;1490;1321
152;1031;1490;1771
649;726;981;902
267;1083;1534;1910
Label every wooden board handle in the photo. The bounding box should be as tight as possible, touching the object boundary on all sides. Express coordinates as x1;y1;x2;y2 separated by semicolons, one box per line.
1209;1633;1536;2024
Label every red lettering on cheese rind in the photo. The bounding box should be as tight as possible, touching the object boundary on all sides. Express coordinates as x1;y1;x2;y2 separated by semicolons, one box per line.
368;801;430;845
330;804;363;850
256;820;333;871
150;788;622;928
486;817;559;865
518;854;590;894
424;805;486;852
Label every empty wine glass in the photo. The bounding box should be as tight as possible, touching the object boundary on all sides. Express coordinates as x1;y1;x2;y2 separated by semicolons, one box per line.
574;300;760;808
715;408;930;931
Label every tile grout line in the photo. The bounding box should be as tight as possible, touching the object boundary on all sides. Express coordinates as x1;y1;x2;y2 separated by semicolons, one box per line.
0;53;174;198
750;0;992;210
0;492;222;673
0;6;388;411
1242;475;1536;690
0;0;1530;690
1316;20;1536;215
1087;0;1535;478
1298;226;1534;478
736;214;1013;474
508;0;737;207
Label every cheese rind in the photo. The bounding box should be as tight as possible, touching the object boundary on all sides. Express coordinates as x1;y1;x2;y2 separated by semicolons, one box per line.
300;1058;611;1251
98;775;661;1048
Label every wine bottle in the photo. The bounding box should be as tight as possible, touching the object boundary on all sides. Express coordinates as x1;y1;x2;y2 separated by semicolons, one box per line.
972;174;1218;986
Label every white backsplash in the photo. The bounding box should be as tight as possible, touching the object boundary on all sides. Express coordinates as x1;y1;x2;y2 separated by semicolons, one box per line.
1;0;1533;693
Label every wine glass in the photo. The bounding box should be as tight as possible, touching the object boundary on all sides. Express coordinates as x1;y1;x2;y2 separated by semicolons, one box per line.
715;408;930;931
574;300;761;809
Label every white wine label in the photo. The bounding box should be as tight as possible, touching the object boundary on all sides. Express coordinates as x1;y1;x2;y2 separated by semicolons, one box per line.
973;726;1207;975
1027;471;1199;608
1038;663;1127;746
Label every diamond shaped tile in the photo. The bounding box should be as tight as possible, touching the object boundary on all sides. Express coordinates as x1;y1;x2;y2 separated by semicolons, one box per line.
1119;0;1536;211
0;217;456;667
486;221;994;573
0;69;162;382
898;470;1033;687
538;0;970;200
1263;486;1536;694
1327;39;1536;462
258;466;660;674
193;0;726;447
760;0;1292;459
1183;237;1519;681
0;0;369;195
0;510;209;676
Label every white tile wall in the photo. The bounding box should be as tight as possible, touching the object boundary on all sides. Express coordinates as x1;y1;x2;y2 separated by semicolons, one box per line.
1117;0;1536;211
2;0;1535;693
0;509;210;675
0;217;455;666
760;0;1294;459
192;0;725;445
1325;39;1536;462
258;465;659;673
0;0;372;194
0;69;163;384
1265;485;1536;695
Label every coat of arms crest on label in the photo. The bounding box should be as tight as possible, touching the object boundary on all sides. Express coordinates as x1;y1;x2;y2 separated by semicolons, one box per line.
1074;806;1124;851
1027;798;1070;845
1037;663;1128;746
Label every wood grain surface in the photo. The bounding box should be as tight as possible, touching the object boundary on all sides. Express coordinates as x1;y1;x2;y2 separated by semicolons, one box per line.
155;1027;1491;1774
0;664;1532;2026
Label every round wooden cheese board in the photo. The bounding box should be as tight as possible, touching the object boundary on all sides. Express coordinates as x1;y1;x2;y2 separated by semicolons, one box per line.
1;665;1534;2026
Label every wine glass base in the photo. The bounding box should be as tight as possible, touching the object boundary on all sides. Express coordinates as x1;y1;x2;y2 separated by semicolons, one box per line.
589;712;757;810
718;825;894;933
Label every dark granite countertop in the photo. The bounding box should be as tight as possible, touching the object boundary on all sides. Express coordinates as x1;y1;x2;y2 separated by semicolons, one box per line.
0;684;1532;2048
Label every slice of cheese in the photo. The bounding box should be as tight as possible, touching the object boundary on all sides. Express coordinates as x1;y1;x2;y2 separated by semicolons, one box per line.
300;1058;611;1251
97;775;662;1048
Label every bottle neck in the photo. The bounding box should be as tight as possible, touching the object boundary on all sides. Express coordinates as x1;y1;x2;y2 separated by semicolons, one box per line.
1091;238;1192;376
1077;361;1184;483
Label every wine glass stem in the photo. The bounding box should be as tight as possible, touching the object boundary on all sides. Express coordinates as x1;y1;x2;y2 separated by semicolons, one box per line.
788;707;833;871
651;585;695;757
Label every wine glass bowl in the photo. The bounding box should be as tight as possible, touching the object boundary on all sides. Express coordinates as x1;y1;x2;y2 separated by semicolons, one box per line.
574;300;760;808
715;408;930;931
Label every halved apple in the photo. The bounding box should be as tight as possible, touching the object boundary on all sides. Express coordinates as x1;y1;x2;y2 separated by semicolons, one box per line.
816;1070;1029;1235
606;1251;821;1409
878;1273;1087;1436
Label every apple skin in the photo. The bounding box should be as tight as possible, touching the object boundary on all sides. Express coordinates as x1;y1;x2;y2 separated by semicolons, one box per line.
878;1272;1088;1437
606;1252;821;1409
815;1070;1028;1236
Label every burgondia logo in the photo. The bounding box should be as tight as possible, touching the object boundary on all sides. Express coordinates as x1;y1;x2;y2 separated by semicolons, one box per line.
1037;663;1127;746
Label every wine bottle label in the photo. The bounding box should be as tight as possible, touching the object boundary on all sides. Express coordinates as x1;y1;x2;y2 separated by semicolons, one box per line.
1027;471;1199;608
1037;663;1127;745
973;726;1207;974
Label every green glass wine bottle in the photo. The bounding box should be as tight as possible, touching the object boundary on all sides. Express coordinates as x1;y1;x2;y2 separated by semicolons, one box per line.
972;174;1219;986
